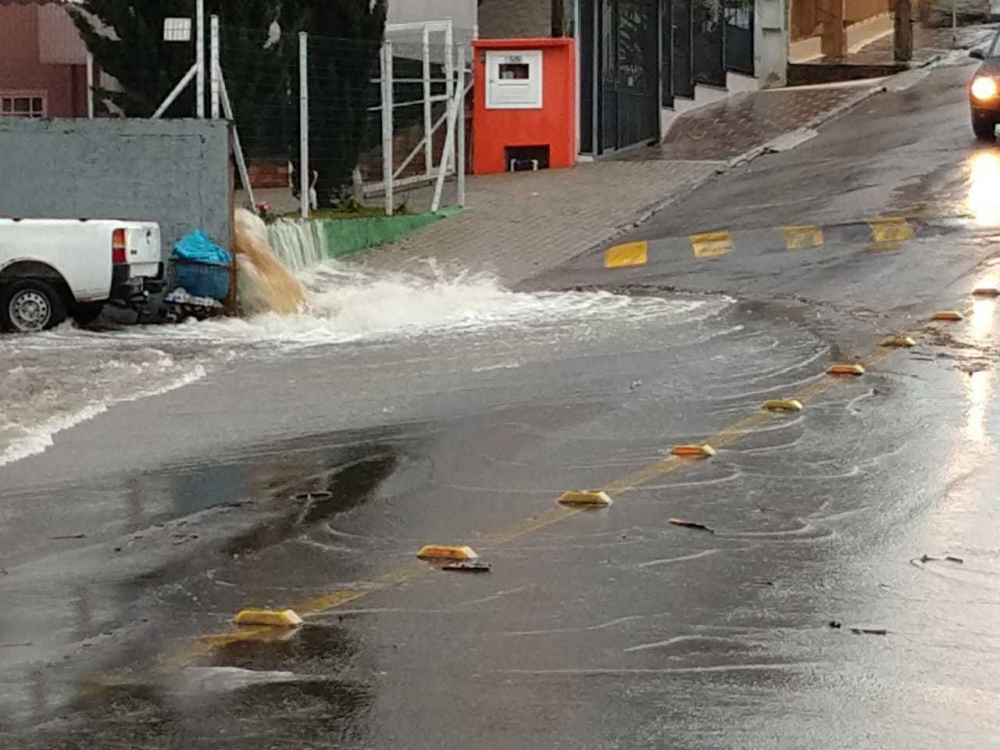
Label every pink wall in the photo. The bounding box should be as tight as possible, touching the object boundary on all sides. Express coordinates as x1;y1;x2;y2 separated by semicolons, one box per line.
0;4;87;118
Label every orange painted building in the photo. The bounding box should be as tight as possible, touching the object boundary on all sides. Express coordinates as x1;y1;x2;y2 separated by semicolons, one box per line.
471;37;576;175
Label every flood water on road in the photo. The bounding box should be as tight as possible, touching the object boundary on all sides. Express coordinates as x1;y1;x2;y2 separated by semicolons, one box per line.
0;262;728;469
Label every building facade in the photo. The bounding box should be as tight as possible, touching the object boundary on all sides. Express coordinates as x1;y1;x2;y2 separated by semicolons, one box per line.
479;0;788;156
0;0;91;119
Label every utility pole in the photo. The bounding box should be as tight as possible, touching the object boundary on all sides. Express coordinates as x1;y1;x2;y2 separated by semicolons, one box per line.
894;0;913;62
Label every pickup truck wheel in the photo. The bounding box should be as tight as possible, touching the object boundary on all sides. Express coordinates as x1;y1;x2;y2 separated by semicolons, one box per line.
72;302;104;326
1;279;67;333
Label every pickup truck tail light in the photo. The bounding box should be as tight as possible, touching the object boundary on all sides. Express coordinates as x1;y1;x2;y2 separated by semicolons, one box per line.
112;228;127;264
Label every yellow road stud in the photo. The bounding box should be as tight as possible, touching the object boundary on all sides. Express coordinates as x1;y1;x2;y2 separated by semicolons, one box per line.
880;336;916;348
671;444;716;458
233;609;303;628
558;490;613;507
827;364;865;376
973;285;1000;298
762;399;803;412
416;545;479;561
930;311;964;321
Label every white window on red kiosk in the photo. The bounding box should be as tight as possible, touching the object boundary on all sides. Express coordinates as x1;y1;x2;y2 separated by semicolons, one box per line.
485;50;543;110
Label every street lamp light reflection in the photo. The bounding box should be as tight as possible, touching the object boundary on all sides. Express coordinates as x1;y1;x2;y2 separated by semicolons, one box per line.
968;152;1000;227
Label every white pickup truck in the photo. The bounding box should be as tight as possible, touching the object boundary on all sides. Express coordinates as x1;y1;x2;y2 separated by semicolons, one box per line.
0;218;165;332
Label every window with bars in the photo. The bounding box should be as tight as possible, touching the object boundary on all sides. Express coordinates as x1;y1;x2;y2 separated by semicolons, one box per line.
0;94;46;118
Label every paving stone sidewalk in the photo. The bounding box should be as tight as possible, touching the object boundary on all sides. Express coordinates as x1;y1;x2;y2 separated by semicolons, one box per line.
360;159;719;285
647;85;868;161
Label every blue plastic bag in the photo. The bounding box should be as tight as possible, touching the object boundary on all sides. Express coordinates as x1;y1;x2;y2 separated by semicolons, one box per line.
170;231;232;301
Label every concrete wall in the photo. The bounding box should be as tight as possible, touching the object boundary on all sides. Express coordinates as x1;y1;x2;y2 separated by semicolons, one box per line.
0;119;232;258
387;0;478;32
756;0;789;87
479;0;552;38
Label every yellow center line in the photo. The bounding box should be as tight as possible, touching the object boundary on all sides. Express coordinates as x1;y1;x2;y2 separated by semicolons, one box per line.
171;306;973;667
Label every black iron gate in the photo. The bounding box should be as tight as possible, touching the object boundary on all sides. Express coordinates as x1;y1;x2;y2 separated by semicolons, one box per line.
692;0;725;87
582;0;660;155
671;0;694;99
724;0;754;74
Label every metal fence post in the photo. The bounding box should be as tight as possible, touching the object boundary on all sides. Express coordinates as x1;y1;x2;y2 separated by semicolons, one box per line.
422;28;433;177
299;31;310;220
196;0;205;117
86;53;94;118
210;15;221;119
444;21;455;173
457;45;466;208
381;41;395;217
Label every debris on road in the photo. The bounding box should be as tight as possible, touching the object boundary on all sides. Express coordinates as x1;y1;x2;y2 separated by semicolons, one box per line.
917;554;964;564
442;560;492;573
51;534;86;540
850;627;888;636
668;518;715;534
828;620;843;629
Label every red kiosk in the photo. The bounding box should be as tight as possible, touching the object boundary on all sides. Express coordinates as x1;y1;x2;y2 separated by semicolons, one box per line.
471;38;576;175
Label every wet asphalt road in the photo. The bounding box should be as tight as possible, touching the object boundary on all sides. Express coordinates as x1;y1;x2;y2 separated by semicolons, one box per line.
4;60;1000;749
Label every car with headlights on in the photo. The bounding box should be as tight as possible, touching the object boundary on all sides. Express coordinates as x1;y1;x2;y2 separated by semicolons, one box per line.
970;32;1000;141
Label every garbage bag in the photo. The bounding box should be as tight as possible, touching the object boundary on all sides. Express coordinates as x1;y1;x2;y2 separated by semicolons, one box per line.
170;231;232;301
171;230;232;267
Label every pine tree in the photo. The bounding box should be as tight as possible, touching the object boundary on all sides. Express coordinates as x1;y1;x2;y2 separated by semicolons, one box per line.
292;0;387;207
70;0;303;117
71;0;387;205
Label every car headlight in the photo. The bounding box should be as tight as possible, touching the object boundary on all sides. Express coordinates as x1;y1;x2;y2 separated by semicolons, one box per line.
972;76;998;101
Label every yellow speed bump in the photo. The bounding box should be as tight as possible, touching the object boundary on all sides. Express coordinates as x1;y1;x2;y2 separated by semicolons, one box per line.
868;217;915;247
416;545;479;561
671;444;716;458
233;609;303;628
558;490;613;507
827;363;865;376
930;311;964;322
779;225;824;250
690;231;733;258
973;284;1000;297
762;399;803;412
604;241;649;269
880;336;916;348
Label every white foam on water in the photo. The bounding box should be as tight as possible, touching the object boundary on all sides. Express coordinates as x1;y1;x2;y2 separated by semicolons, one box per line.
0;360;207;468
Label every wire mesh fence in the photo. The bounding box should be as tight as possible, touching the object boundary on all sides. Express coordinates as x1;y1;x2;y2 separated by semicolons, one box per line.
217;22;470;218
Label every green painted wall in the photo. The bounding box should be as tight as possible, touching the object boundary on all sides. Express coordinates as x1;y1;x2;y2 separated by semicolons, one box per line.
320;209;459;259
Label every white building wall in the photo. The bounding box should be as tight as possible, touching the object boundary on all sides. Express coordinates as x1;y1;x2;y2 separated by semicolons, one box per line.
387;0;478;32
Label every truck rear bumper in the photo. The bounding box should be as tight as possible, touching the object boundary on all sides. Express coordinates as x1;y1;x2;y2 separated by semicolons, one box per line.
111;262;166;302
